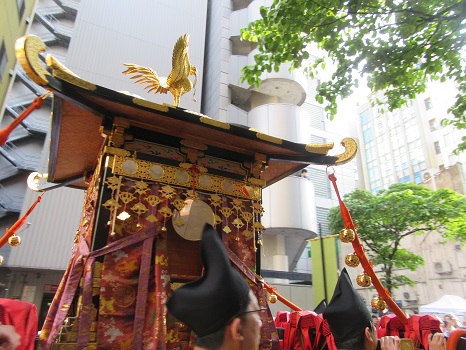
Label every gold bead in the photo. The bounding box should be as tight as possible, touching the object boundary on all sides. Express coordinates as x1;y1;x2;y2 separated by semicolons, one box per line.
8;235;22;247
339;228;355;243
161;226;167;232
371;296;386;310
345;253;360;267
268;294;277;303
356;272;372;287
0;255;4;265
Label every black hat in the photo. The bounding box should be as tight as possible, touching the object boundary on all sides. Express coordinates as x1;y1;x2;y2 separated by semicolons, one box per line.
166;224;251;337
322;268;372;343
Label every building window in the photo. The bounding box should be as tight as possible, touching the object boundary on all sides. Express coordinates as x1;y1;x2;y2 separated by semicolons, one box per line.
360;109;371;126
310;135;325;144
443;133;453;146
424;97;433;110
17;0;25;19
316;207;330;236
429;119;437;131
308;168;331;198
363;127;374;142
0;41;7;81
434;141;441;154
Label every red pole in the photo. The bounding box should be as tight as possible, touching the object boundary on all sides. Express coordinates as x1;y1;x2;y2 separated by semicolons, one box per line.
0;195;42;248
262;279;303;311
328;172;408;325
0;91;50;146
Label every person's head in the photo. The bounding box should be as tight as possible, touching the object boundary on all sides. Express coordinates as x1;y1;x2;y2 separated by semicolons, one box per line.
323;269;377;350
372;315;380;327
195;290;263;349
333;323;377;350
301;169;308;177
444;315;453;328
166;224;262;349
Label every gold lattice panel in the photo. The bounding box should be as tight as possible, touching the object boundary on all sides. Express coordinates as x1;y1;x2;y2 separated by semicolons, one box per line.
108;152;261;201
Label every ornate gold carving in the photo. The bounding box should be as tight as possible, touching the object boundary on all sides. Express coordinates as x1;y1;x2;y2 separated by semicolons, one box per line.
45;55;96;91
334;137;358;165
123;34;197;107
180;147;204;163
106;147;131;157
180;140;207;150
199;116;231;130
245;153;267;178
109;126;126;147
110;152;261;200
305;143;335;155
399;339;414;350
132;97;169;112
248;177;266;187
15;35;50;85
255;132;283;145
131;202;148;215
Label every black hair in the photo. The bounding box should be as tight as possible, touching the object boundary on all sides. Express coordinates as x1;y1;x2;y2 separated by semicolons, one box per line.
194;296;252;349
334;323;375;350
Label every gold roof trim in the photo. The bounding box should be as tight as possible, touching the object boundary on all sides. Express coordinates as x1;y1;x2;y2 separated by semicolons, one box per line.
334;137;358;165
14;35;97;91
132;98;169;112
305;142;334;155
15;35;50;85
255;132;283;145
46;55;96;91
199;116;231;130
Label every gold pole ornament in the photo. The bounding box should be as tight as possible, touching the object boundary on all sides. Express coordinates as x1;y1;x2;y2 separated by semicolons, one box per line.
123;34;198;107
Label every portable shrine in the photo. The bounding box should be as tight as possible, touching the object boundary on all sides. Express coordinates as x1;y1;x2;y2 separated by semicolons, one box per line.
15;35;357;349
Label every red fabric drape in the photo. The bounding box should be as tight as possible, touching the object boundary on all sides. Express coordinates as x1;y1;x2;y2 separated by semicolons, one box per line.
0;298;38;350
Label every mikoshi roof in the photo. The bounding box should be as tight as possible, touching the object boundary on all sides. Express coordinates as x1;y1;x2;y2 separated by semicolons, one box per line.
16;35;357;189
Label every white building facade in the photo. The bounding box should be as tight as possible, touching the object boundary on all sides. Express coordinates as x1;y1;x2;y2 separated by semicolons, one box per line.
352;82;466;311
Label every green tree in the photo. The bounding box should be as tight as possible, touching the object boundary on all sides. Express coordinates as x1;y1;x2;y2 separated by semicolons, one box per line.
327;183;466;294
240;0;466;151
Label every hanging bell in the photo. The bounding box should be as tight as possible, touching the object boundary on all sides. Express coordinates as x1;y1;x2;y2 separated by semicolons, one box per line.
0;255;4;265
8;235;22;247
371;296;387;310
345;253;360;267
356;272;372;287
339;228;355;243
268;293;278;304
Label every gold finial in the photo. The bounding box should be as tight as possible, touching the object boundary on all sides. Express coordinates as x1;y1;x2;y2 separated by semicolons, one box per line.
123;34;198;107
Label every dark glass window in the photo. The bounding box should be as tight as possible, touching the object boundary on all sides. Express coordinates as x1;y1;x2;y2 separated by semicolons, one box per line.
0;41;7;81
424;97;433;110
